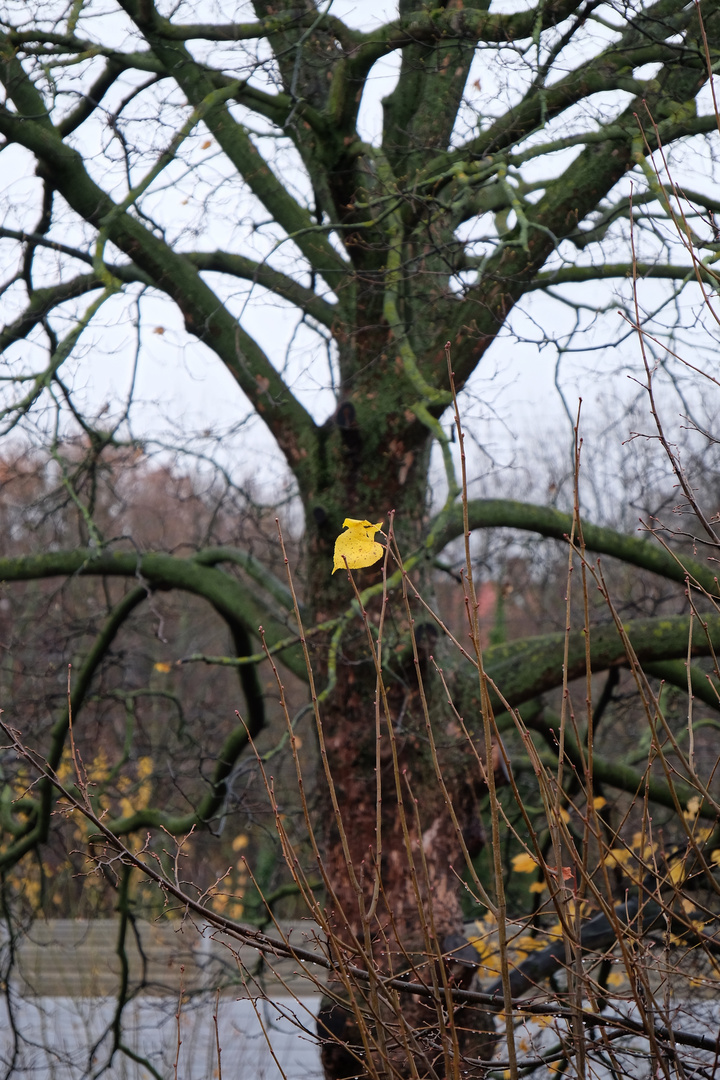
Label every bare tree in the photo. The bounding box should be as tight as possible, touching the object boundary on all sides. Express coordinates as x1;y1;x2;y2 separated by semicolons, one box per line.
0;1;719;1077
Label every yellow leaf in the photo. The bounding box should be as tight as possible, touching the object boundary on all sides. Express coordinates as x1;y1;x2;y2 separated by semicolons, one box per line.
137;756;154;780
529;881;548;894
668;861;685;885
511;852;538;874
467;936;491;961
605;847;632;869
154;661;171;673
332;518;383;575
592;796;607;810
514;934;545;952
630;830;656;860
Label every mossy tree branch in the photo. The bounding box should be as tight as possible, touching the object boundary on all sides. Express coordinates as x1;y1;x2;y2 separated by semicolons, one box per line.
0;46;318;485
478;613;720;712
0;548;307;680
431;498;720;596
0;554;275;865
502;703;714;818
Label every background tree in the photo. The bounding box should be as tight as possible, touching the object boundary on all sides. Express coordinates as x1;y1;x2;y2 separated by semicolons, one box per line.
0;1;719;1077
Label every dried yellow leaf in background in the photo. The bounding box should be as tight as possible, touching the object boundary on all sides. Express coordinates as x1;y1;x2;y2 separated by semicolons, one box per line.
332;518;383;575
511;853;538;875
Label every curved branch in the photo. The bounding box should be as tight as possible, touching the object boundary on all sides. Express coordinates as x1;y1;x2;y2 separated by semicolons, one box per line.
0;243;335;350
431;498;720;596
0;585;147;867
0;266;152;353
0;227;94;266
0;575;268;859
102;709;261;837
488;893;655;998
0;78;318;480
489;849;720;999
440;0;705;177
0;548;298;857
0;548;308;680
508;703;712;816
187;251;336;328
528;262;720;289
481;613;720;711
57;56;132;137
206;70;329;135
348;0;584;80
9;26;334;139
192;545;301;616
3;30;164;73
643;659;720;713
114;609;270;838
149;11;360;51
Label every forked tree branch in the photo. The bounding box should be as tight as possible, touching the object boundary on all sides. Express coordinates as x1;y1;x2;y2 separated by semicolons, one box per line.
0;43;319;481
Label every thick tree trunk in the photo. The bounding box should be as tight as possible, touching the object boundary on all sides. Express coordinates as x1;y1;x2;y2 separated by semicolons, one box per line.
301;427;498;1076
313;654;499;1077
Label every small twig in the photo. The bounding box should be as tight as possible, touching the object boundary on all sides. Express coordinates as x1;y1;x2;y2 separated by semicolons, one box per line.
173;965;184;1080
